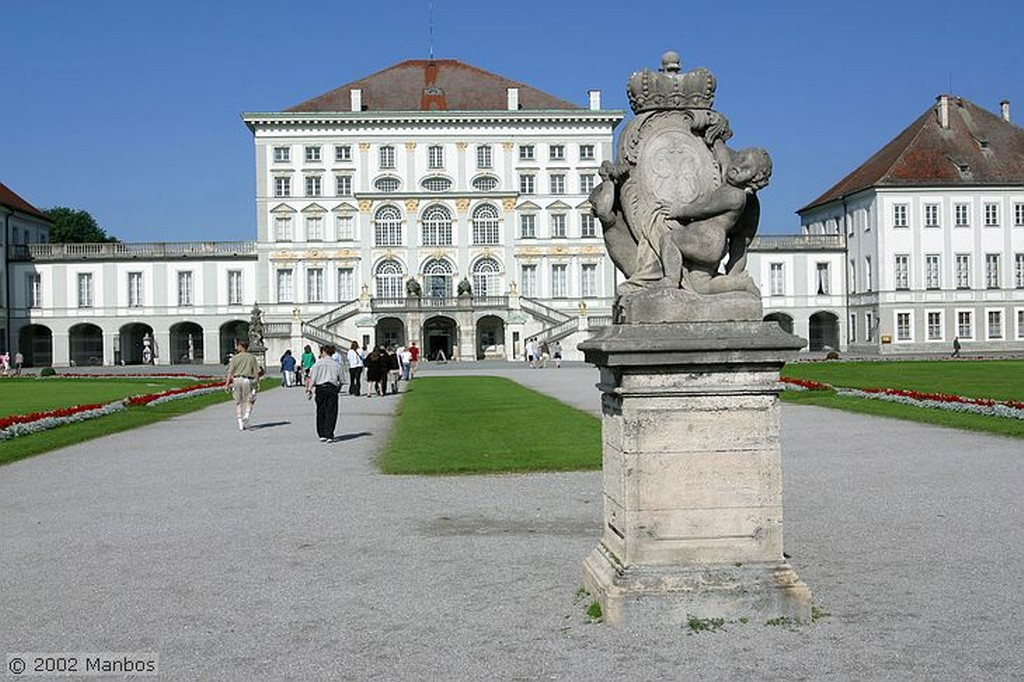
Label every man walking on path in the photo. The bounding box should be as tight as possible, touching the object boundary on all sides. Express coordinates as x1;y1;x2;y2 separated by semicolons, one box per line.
952;336;962;358
306;344;343;442
224;339;262;430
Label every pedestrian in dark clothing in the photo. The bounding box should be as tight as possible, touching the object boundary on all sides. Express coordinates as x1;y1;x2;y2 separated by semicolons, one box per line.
305;344;343;442
952;337;962;358
365;346;385;397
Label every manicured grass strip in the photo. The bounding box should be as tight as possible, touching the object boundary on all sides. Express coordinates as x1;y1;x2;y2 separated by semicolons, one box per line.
0;377;200;418
0;379;277;467
781;389;1024;439
379;376;601;475
782;359;1024;403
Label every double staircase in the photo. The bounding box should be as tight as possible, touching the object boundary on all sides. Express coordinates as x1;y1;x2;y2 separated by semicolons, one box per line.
301;300;360;349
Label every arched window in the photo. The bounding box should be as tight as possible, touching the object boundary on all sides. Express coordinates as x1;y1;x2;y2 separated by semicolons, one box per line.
422;258;454;298
374;205;403;246
472;204;500;245
472;257;500;297
422;205;453;246
375;259;405;300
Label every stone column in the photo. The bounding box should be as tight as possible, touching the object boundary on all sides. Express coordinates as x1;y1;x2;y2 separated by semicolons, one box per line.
579;320;812;625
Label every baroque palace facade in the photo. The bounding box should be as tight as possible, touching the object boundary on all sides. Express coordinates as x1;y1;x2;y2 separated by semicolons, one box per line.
3;59;1022;366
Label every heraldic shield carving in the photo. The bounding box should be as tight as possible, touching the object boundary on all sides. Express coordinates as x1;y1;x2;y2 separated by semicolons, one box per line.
591;51;772;324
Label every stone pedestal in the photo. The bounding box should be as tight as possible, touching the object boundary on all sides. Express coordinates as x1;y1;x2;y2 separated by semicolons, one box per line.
578;321;812;625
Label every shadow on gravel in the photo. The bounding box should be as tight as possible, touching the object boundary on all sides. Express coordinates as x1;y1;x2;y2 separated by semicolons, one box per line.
249;421;291;430
332;431;372;442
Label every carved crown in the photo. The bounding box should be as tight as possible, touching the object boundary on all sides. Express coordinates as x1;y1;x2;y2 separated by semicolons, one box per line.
627;51;716;113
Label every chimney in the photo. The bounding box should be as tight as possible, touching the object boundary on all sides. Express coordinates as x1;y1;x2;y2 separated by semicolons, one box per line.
589;89;601;111
507;87;519;110
1000;99;1011;122
936;94;950;129
350;88;362;112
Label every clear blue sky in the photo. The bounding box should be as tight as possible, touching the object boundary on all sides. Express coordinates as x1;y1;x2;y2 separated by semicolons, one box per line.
3;0;1022;242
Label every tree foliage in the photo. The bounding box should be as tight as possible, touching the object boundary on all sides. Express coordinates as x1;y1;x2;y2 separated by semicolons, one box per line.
44;206;118;243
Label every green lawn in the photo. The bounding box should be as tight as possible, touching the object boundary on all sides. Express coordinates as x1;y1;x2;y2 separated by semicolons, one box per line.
0;377;202;418
379;376;601;475
781;359;1024;402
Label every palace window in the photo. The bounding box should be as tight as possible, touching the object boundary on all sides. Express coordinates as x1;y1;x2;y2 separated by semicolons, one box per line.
984;202;1000;227
520;214;536;238
77;273;93;308
896;312;912;341
581;213;597;238
579;144;595;160
924;203;940;227
472;204;500;245
472;257;500;297
274;176;291;197
769;262;784;295
422;205;453;246
423;258;454;298
273;146;290;163
581;263;597;298
374;177;400;193
335;145;352;162
893;204;908;228
957;311;973;339
305;176;321;197
549;144;565;160
1016;253;1024;288
550;174;566;195
337;268;355;301
986;254;1001;289
955;203;970;227
373;206;403;247
28;273;42;308
305;146;321;163
307;268;324;303
1015;203;1024;226
927;311;943;341
519;174;535;194
894;254;909;290
519;144;535;160
306;215;324;241
816;262;831;294
955;254;971;289
428;145;445;169
228;270;243;306
422;177;452;192
472;176;498;192
336;214;355;241
580;174;596;194
375;260;404;300
274;215;293;241
925;254;940;289
177;271;193;306
128;272;143;308
379;145;396;169
336;176;352;196
476;145;492;169
551;263;568;297
520;264;537;297
988;310;1003;339
551;213;567;238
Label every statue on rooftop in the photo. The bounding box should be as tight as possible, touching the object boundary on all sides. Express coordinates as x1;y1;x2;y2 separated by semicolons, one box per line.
590;51;771;323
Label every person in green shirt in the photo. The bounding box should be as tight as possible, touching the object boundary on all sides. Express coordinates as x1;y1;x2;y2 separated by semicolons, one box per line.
300;344;316;385
225;339;262;430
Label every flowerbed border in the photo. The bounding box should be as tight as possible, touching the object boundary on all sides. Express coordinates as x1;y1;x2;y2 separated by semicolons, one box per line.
0;381;226;441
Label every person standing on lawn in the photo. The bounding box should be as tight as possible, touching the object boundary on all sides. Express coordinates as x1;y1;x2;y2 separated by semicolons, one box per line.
306;344;344;442
224;339;262;430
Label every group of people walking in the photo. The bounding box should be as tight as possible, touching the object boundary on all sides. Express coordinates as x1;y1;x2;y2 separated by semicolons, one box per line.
1;351;24;376
228;339;422;442
524;338;562;369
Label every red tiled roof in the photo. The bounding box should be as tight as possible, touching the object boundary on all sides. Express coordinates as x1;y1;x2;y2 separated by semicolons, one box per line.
799;96;1024;213
287;59;582;113
0;182;51;222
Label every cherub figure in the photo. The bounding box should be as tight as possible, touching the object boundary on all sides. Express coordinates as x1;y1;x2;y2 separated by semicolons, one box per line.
658;147;771;293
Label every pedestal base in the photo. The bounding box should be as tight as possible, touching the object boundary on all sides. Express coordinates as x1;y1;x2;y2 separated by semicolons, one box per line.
583;543;811;625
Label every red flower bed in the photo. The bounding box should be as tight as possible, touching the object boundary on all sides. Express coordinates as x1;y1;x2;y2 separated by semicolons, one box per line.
0;403;109;430
780;377;832;391
125;381;224;406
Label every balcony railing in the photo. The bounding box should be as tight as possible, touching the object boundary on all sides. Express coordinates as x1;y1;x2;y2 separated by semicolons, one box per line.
750;235;846;251
370;296;509;312
12;241;257;261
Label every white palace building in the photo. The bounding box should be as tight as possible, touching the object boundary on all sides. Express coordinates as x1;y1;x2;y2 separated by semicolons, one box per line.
3;60;1023;367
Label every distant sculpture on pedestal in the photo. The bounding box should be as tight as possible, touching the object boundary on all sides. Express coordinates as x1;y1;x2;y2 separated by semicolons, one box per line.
248;303;266;352
590;50;771;323
406;277;422;298
457;277;472;297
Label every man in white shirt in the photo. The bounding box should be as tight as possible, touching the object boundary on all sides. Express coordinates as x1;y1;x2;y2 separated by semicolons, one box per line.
305;345;344;442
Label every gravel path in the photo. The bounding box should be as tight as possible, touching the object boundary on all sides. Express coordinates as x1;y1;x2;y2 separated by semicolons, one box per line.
1;364;1021;680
